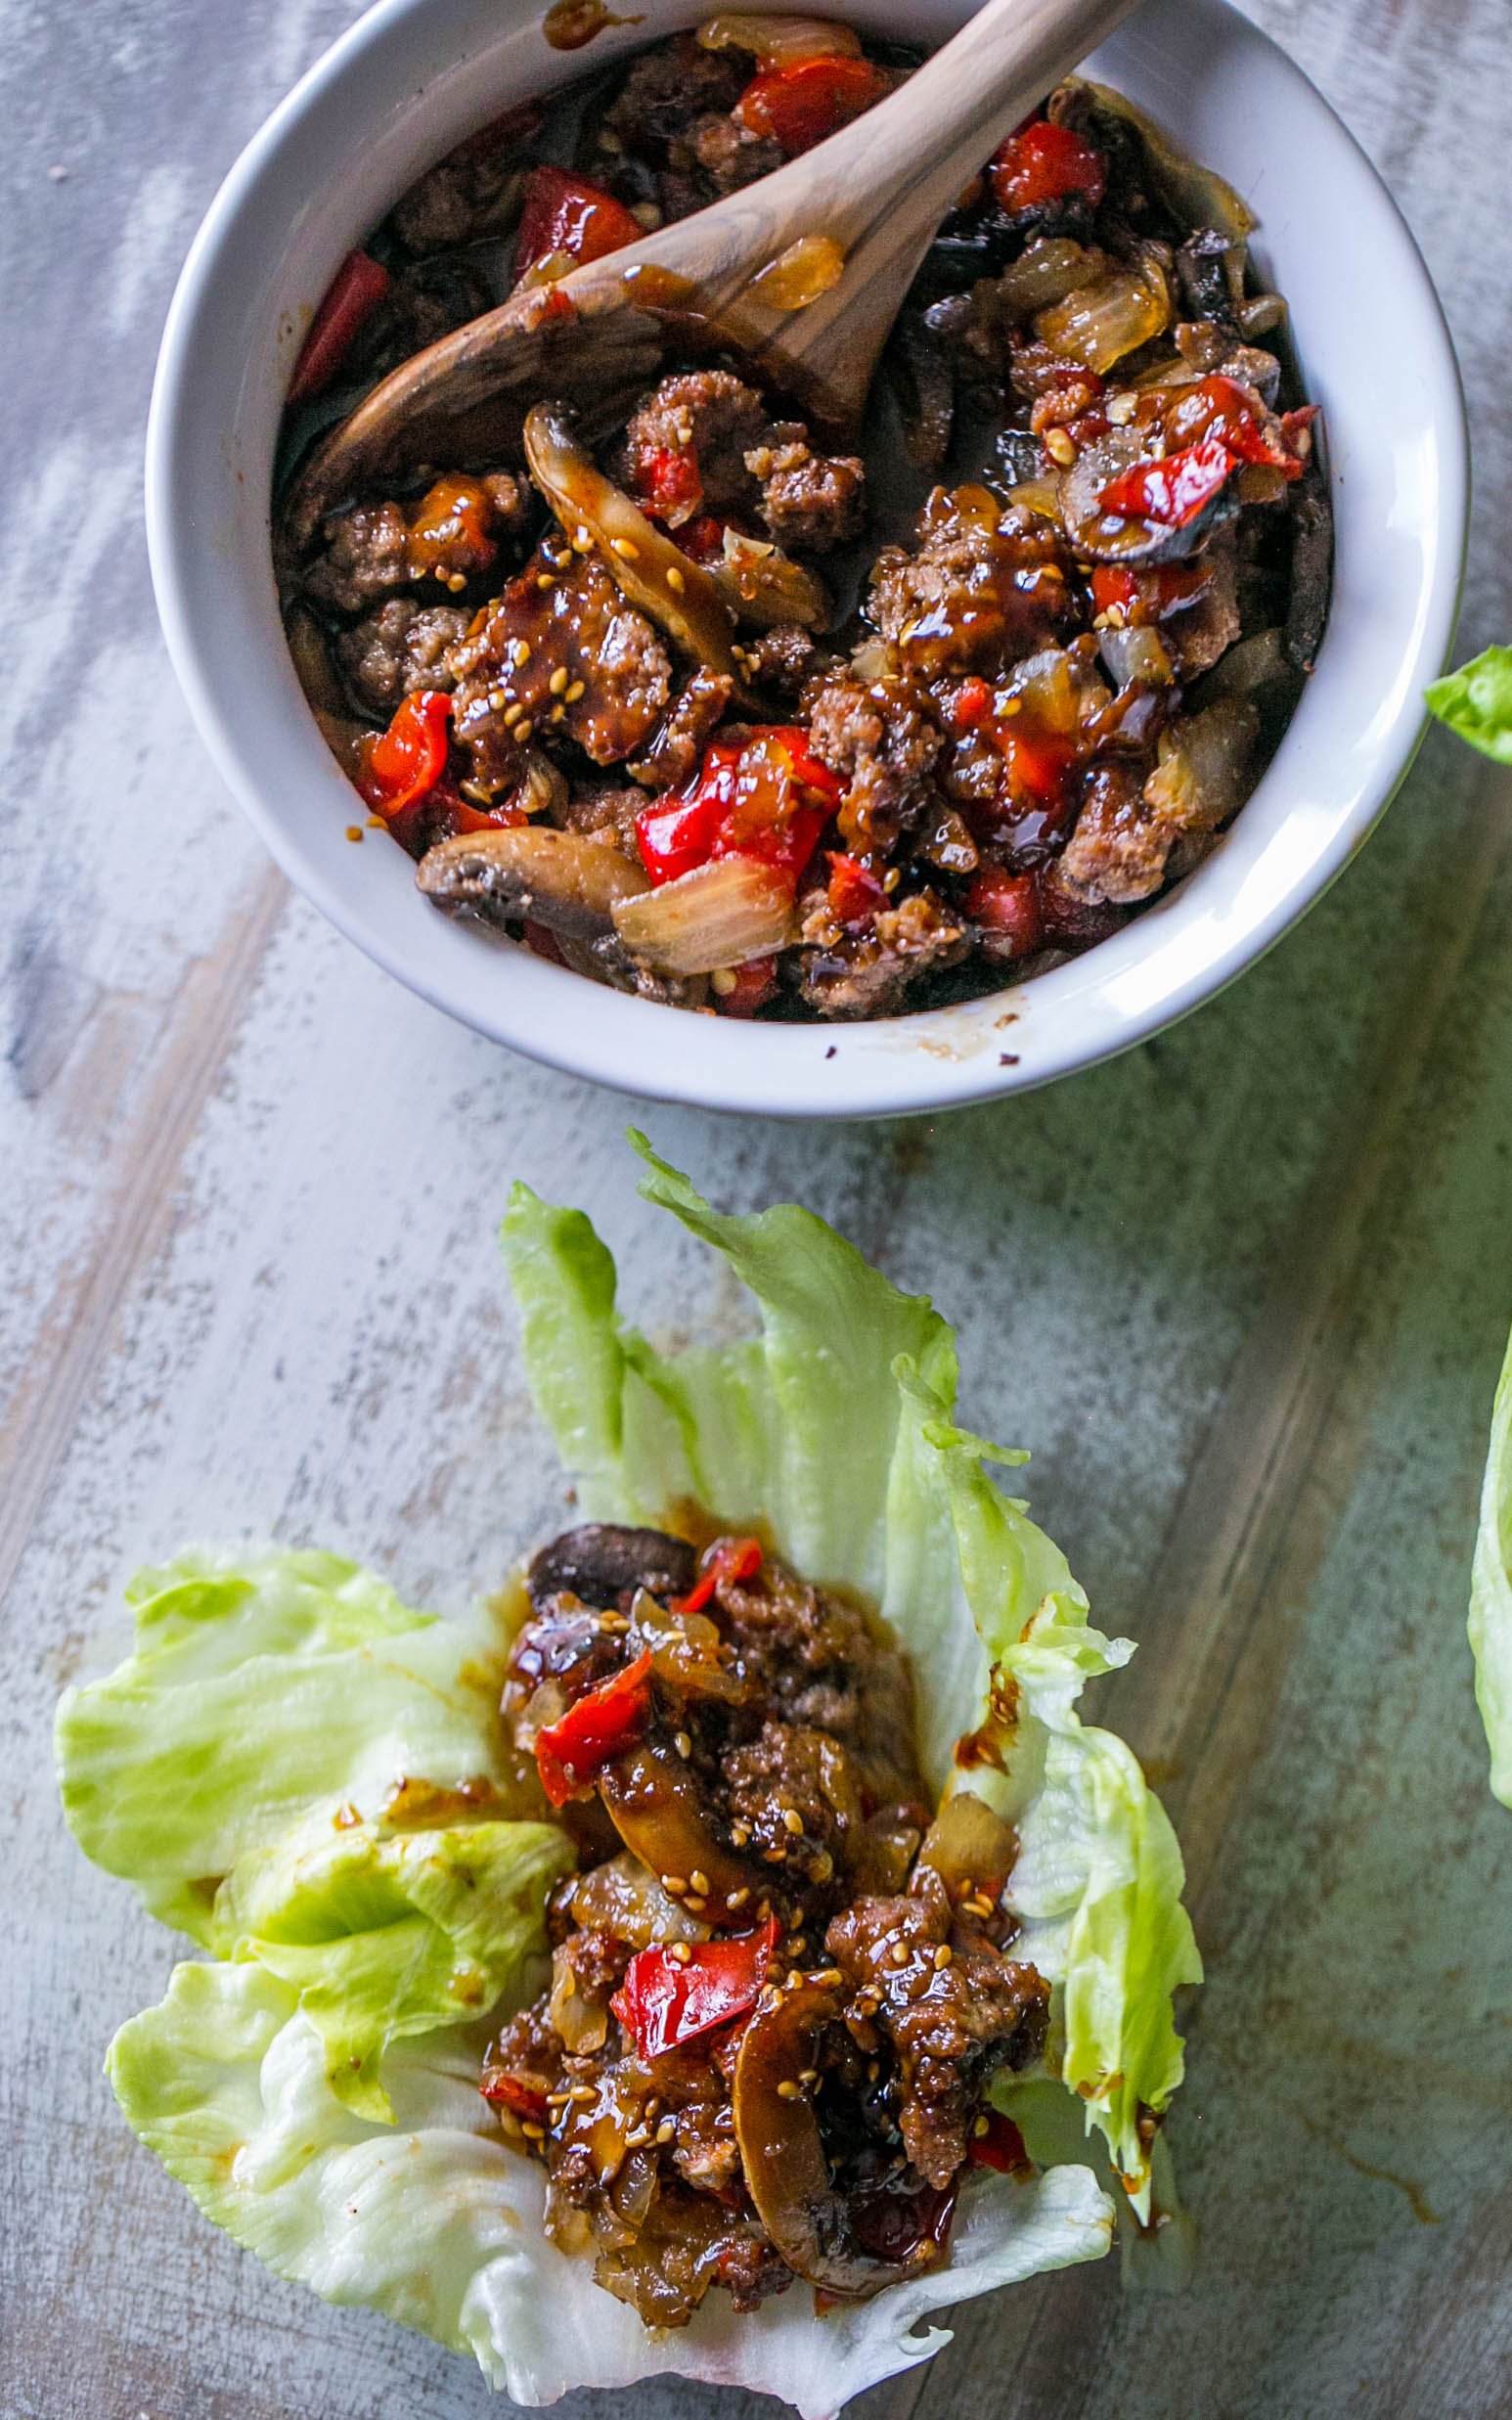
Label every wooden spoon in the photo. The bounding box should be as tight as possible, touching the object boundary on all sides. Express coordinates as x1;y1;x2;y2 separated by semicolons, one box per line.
288;0;1140;540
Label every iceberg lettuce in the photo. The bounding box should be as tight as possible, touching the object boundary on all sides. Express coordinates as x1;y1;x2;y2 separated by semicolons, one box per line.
57;1143;1199;2413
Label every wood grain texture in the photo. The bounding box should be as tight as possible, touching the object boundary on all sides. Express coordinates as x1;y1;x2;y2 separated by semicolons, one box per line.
5;1;1512;2416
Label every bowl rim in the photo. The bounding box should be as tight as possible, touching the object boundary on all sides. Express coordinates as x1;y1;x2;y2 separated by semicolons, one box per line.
146;0;1469;1121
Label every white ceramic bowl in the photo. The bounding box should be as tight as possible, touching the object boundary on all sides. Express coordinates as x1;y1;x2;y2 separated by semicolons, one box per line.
147;0;1467;1119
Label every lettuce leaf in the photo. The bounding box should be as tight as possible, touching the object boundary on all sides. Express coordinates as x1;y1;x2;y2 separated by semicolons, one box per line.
60;1144;1199;2412
1425;644;1512;764
57;1550;570;2118
1470;1322;1512;1806
502;1137;1201;2209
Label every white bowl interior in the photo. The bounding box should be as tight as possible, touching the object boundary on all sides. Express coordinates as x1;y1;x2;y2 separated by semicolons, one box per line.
147;0;1466;1117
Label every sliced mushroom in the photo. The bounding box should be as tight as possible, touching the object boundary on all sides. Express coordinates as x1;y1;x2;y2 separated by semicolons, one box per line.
527;1524;698;1612
1059;426;1238;567
417;823;648;939
598;1739;762;1925
1057;79;1256;244
732;1977;915;2300
523;402;740;678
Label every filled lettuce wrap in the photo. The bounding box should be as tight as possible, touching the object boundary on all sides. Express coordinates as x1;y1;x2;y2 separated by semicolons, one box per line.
56;1140;1198;2414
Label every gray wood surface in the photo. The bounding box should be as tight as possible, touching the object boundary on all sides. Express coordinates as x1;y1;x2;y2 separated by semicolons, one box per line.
5;1;1512;2415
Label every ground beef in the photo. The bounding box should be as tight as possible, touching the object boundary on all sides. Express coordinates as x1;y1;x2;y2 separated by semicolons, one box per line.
826;1868;1048;2188
305;501;412;614
690;112;785;194
334;599;469;713
724;1719;865;1870
738;623;826;701
603;34;750;149
1058;696;1258;903
793;887;968;1018
629;668;734;789
620;370;770;517
390;105;541;252
557;784;644;856
448;549;672;789
807;673;946;855
867;497;1076;680
745;429;866;553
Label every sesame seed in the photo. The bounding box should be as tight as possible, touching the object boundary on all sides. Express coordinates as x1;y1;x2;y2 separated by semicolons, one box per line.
513;640;532;665
799;2068;818;2085
611;536;640;560
665;565;686;593
520;2121;546;2141
1001;697;1022;718
933;1944;954;1970
623;2127;649;2149
447;571;467;592
689;1869;710;1898
573;526;593;551
1037;563;1066;583
1106;391;1136;426
662;1876;688;1896
674;1730;692;1760
515;719;534;741
973;2113;991;2138
867;2060;880;2084
686;1896;707;1913
784;1970;804;1992
809;1850;833;1883
817;1967;845;1988
883;868;901;893
549;665;570;695
777;2080;802;2100
537;572;555;591
599;1612;630;1633
1045;427;1077;468
503;701;522;727
488;689;509;712
781;1809;804;1837
727;1886;750;1908
564;679;586;703
730;1822;751;1847
344;825;363;842
571;2084;596;2103
890;1942;911;1968
788;1937;807;1960
656;2118;676;2143
711;968;737;997
669;1941;692;1965
763;1844;787;1862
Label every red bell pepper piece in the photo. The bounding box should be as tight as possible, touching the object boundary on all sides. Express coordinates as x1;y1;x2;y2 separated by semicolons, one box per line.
1090;562;1212;623
479;2069;550;2124
1096;430;1238;529
1164;376;1305;480
358;690;454;823
638;444;704;521
534;1647;655;1808
968;2110;1031;2173
965;869;1042;956
826;851;886;928
677;514;728;563
1000;723;1074;809
947;676;996;734
611;1917;780;2059
288;249;391;402
717;956;780;1016
514;165;644;280
635;731;839;892
989;119;1106;216
734;55;888;153
673;1537;763;1616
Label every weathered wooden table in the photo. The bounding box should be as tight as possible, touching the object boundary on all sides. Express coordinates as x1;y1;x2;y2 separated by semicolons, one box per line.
6;0;1512;2411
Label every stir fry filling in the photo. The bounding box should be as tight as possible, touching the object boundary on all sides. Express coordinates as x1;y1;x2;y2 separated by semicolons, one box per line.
281;22;1329;1019
484;1523;1047;2325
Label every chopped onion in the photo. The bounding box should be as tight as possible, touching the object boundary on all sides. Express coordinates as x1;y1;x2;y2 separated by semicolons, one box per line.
748;233;847;313
710;529;830;631
996;238;1104;318
1144;697;1259;830
1036;265;1169;377
613;855;798;974
1097;624;1175;689
696;13;862;63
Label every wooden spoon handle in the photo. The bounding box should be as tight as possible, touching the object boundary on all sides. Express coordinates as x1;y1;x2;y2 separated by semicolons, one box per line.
567;0;1143;423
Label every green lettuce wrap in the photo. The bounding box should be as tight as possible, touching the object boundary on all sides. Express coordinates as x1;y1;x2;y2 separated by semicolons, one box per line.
56;1140;1199;2413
